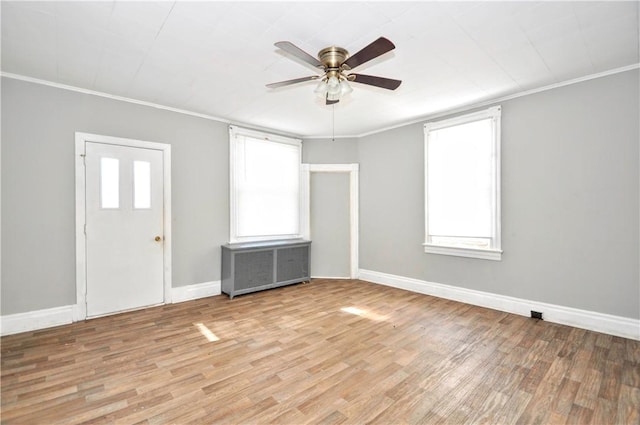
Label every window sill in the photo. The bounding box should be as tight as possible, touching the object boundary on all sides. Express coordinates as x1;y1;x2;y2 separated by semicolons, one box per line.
423;244;502;261
230;234;304;244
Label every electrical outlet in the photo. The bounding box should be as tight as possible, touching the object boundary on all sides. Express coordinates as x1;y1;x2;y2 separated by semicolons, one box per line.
531;310;543;320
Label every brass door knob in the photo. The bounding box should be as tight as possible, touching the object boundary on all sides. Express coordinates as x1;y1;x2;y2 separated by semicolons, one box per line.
155;236;162;242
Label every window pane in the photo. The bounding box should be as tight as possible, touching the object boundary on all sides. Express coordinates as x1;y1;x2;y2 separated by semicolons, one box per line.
100;157;119;209
427;118;493;238
236;137;300;238
133;161;151;209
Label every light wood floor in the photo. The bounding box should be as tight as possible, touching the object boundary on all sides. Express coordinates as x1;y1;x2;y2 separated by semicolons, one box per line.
2;279;639;424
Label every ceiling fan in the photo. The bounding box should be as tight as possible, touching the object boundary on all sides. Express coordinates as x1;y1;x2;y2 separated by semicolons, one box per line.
266;37;402;105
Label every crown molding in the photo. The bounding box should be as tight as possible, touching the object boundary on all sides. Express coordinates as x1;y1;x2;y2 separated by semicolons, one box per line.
0;72;303;139
1;71;230;122
352;63;640;138
3;63;638;140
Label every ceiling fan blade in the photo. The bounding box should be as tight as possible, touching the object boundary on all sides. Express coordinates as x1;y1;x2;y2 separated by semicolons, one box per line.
266;75;319;89
349;74;402;90
342;37;395;70
275;41;323;69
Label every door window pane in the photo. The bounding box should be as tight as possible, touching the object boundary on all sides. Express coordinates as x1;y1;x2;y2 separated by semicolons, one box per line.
100;157;119;209
133;160;151;209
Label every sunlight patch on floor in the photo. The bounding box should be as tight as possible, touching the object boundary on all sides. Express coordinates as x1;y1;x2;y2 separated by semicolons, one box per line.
341;306;387;322
194;322;220;342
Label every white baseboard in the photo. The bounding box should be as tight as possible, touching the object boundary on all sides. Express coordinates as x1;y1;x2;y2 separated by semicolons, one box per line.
1;305;74;336
171;280;221;303
6;275;634;341
359;269;640;341
1;281;222;336
311;276;352;279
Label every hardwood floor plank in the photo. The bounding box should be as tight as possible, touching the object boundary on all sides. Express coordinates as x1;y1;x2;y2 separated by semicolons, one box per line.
491;389;533;424
598;361;623;401
467;389;511;424
551;377;581;417
590;397;617;425
574;368;603;410
2;279;639;424
615;384;640;425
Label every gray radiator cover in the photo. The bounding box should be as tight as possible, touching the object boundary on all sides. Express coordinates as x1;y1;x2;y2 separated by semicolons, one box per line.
221;239;311;299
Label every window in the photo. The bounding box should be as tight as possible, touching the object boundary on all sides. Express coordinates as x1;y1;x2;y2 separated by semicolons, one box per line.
133;160;151;209
100;157;119;209
424;106;502;260
229;126;302;242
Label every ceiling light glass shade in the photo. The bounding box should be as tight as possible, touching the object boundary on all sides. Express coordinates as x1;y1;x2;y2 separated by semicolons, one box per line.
313;80;327;99
327;76;341;96
314;80;328;98
314;76;353;102
339;80;353;96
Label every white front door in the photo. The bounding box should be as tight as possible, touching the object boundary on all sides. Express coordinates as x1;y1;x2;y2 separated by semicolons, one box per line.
84;142;165;317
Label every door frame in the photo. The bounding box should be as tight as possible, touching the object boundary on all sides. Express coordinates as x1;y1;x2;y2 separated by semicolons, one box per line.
300;163;359;279
74;132;172;321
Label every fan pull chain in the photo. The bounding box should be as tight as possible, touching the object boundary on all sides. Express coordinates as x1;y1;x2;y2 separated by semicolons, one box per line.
332;104;335;142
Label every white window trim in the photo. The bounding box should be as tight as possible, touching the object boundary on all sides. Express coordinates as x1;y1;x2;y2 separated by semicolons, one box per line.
229;125;303;243
423;106;502;261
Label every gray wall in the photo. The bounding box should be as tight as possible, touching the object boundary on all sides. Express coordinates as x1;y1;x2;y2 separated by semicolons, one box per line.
3;70;638;321
310;172;351;278
302;137;359;164
1;77;229;315
358;69;640;320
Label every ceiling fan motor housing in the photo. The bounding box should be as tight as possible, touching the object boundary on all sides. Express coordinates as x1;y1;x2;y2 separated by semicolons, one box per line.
318;46;350;72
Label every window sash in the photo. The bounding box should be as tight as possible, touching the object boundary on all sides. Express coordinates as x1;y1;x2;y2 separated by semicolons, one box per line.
229;126;302;243
424;106;501;259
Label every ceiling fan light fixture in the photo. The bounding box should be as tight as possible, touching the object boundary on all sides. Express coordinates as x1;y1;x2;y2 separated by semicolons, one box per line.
268;37;401;105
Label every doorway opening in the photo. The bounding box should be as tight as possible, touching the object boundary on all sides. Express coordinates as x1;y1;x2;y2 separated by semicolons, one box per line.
301;163;359;279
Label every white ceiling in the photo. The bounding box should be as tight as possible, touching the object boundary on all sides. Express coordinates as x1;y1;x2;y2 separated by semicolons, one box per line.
2;1;638;137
